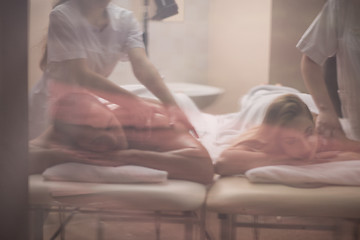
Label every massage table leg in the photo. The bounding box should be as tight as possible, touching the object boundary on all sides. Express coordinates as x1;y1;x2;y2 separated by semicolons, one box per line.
29;208;45;240
332;219;360;240
252;216;260;240
218;213;236;240
49;208;78;240
217;214;360;240
333;220;342;240
155;211;161;240
199;207;206;240
58;206;67;240
96;217;105;240
184;211;194;240
349;219;359;240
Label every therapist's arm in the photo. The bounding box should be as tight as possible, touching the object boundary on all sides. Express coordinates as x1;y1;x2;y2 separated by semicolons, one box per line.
49;59;140;102
128;47;177;105
300;54;344;138
50;50;175;107
48;59;159;127
128;47;197;136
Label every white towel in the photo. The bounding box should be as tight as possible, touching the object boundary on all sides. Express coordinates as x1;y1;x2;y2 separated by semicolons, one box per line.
43;163;168;184
245;160;360;187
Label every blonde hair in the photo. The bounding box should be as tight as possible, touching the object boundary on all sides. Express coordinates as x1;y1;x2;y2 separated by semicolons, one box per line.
233;94;314;154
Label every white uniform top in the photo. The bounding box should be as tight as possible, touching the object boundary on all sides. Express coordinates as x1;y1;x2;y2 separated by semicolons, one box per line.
29;1;144;139
47;1;144;76
296;0;360;140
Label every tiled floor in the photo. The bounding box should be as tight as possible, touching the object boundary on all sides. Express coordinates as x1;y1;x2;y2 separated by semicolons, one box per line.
39;211;359;240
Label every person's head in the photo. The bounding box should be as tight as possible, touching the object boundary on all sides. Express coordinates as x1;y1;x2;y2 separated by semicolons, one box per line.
260;94;317;159
52;92;127;152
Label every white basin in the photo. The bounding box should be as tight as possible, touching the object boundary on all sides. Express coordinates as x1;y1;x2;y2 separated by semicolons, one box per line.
121;82;224;109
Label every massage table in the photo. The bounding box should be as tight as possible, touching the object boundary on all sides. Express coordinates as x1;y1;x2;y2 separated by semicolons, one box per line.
29;174;360;240
27;85;221;240
28;85;360;240
27;84;224;240
29;174;208;240
206;176;360;240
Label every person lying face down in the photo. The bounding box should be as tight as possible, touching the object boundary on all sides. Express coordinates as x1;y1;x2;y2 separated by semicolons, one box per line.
215;94;360;176
29;92;214;184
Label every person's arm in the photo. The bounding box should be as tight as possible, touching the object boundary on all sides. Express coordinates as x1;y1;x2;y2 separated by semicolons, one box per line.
50;59;142;103
215;147;296;176
341;141;360;152
72;146;213;184
29;142;75;175
120;148;213;184
49;59;161;129
325;135;360;153
128;47;198;136
215;143;360;176
301;54;344;138
45;10;146;108
30;126;213;183
50;55;197;135
128;47;177;105
28;126;129;175
312;150;360;164
76;127;214;184
215;139;340;176
29;139;130;175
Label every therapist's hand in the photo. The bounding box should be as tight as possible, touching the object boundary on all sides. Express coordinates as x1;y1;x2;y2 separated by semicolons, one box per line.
122;97;158;128
166;105;198;138
315;111;345;139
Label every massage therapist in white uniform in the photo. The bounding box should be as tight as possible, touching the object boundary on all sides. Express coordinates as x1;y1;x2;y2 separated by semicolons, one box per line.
29;0;195;139
297;0;360;141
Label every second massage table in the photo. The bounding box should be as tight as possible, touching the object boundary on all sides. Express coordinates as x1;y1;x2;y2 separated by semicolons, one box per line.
29;174;208;240
206;176;360;240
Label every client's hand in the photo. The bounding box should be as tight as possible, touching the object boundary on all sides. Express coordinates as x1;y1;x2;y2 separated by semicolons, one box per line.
313;151;340;160
286;150;340;165
310;151;360;163
72;150;129;167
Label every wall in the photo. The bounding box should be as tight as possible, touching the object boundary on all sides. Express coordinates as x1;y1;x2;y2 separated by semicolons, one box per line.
0;1;29;239
28;1;272;114
269;0;326;92
110;0;273;114
109;0;210;86
29;0;210;93
207;0;272;113
28;0;133;89
30;1;312;115
28;0;52;90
